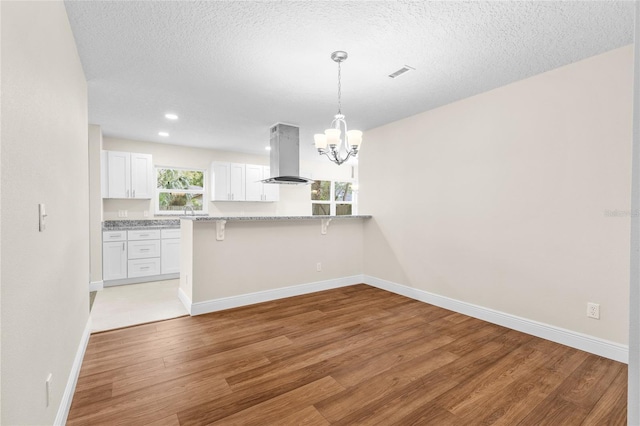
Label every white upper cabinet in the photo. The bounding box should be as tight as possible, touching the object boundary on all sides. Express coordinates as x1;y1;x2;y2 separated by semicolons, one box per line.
103;150;153;199
262;167;279;202
211;162;245;201
246;164;279;202
245;164;264;201
106;151;130;199
130;153;154;199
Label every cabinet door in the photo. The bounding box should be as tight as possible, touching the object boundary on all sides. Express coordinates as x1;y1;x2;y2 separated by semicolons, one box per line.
103;241;127;280
210;162;230;201
262;166;279;202
161;238;181;274
245;164;264;201
107;151;131;198
229;163;246;201
130;153;153;199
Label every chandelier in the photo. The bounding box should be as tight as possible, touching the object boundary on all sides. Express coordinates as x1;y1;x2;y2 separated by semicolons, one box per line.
314;51;363;165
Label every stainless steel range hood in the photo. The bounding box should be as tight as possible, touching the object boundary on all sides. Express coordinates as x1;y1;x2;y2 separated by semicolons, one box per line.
262;123;314;185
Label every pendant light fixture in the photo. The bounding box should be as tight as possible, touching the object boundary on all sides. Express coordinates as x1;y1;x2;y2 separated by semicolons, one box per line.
314;51;363;165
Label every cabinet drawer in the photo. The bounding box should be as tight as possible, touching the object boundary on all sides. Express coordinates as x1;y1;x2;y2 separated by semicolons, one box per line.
128;258;160;278
128;240;160;259
128;229;161;241
103;230;126;242
161;228;181;239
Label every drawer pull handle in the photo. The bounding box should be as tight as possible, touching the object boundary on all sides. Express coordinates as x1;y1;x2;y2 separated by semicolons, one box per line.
122;242;125;251
140;248;150;251
139;234;149;237
140;266;150;270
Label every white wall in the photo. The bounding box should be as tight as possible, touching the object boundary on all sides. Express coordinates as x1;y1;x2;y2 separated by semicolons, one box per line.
1;1;89;424
360;46;633;345
102;137;356;219
88;125;103;284
628;3;640;422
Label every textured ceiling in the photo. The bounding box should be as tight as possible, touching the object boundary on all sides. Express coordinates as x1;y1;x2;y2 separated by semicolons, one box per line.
64;1;634;162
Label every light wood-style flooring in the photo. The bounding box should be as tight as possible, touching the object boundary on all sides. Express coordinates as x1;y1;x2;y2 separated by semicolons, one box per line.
68;284;627;425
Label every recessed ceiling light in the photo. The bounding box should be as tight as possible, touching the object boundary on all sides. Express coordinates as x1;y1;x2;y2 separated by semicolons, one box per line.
158;131;169;137
265;146;271;151
164;113;178;120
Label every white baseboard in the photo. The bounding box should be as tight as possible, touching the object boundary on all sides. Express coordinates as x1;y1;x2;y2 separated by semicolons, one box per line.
89;280;103;292
55;316;92;425
178;286;192;315
189;275;365;316
363;275;628;364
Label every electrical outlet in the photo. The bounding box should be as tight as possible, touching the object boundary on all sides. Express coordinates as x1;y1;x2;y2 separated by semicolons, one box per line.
123;210;128;217
587;302;600;319
45;373;52;407
316;262;322;272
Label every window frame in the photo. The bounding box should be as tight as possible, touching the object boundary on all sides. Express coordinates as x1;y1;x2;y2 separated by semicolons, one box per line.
311;179;356;216
155;166;208;216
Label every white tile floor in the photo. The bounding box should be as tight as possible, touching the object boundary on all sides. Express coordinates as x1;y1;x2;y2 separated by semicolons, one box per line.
90;279;188;332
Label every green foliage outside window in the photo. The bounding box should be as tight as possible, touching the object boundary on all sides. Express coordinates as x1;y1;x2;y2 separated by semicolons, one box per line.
311;180;331;201
311;180;355;216
157;169;203;190
156;168;205;213
334;182;353;202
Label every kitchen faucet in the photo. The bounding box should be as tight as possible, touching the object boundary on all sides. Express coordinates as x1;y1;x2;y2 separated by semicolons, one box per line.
184;205;195;215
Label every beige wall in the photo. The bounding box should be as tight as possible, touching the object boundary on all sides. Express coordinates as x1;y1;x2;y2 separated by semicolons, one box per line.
360;45;633;345
1;1;89;424
102;137;356;220
88;125;103;283
187;219;364;303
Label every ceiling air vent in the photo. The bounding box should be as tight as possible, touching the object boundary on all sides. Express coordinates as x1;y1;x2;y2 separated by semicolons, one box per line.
388;65;415;79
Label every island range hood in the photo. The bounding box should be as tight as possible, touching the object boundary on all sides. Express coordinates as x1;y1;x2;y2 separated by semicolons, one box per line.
262;123;314;184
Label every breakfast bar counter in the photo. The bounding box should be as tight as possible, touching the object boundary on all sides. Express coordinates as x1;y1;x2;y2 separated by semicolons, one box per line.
178;215;371;315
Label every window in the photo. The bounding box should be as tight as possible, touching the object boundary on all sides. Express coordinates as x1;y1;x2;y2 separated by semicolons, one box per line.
155;167;207;215
311;180;355;216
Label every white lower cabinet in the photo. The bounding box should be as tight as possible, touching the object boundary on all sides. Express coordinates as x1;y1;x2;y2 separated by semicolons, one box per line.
161;239;180;274
103;241;128;280
103;227;181;284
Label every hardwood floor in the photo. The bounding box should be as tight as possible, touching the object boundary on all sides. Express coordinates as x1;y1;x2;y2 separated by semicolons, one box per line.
68;284;627;425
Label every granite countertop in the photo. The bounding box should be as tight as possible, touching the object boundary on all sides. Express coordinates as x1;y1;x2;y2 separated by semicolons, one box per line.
102;219;180;231
179;215;372;222
103;216;372;230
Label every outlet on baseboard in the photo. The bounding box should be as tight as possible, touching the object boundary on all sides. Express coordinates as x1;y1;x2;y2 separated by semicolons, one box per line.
587;302;600;319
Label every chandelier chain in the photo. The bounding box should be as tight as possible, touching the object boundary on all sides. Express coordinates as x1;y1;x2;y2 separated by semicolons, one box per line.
337;61;342;115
